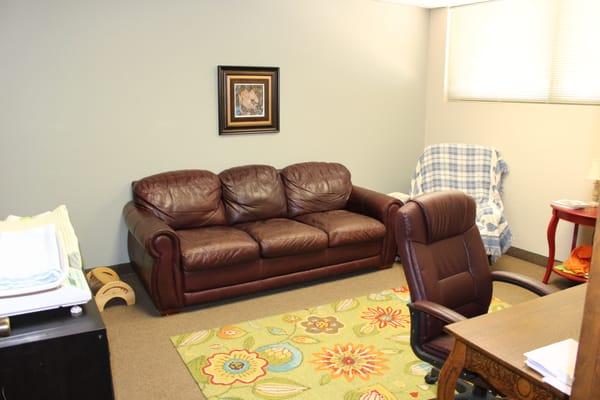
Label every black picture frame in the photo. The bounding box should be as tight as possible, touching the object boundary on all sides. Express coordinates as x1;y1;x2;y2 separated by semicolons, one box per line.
218;66;280;135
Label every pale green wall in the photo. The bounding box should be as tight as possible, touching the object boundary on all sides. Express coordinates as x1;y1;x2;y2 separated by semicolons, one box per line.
0;0;430;266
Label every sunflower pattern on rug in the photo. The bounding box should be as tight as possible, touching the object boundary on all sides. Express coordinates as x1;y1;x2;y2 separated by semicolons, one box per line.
171;287;509;400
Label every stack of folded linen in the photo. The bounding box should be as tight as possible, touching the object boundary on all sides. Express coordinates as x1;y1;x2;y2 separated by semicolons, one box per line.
0;224;67;296
5;205;82;270
0;205;81;298
0;205;90;317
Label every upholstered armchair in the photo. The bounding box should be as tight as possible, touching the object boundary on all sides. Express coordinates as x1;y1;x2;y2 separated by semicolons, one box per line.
410;143;512;261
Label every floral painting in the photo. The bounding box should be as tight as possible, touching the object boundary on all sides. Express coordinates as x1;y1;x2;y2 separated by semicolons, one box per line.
218;66;279;134
171;287;509;399
234;84;265;118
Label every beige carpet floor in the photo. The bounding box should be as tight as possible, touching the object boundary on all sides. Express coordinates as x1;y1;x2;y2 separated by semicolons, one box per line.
100;256;576;400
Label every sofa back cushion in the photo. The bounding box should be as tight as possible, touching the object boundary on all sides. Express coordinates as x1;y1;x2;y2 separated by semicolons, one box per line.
219;165;288;224
133;170;226;229
281;162;352;217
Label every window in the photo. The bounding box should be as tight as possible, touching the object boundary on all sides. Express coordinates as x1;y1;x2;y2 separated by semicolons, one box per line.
446;0;600;105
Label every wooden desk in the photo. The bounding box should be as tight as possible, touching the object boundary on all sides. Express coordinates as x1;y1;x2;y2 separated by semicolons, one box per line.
438;285;586;400
543;205;597;283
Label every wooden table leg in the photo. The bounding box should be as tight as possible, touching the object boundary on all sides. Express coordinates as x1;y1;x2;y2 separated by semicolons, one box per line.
543;210;559;284
437;339;467;400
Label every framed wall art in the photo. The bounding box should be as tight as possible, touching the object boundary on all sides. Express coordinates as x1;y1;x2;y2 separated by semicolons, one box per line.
217;66;280;135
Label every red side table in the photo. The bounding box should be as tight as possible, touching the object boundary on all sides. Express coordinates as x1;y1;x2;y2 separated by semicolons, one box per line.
543;204;597;283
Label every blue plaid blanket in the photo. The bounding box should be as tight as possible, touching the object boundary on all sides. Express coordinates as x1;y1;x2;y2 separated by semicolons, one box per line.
410;143;512;260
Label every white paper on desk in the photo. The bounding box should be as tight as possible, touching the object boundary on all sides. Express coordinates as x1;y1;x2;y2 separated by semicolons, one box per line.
524;338;578;388
543;375;572;395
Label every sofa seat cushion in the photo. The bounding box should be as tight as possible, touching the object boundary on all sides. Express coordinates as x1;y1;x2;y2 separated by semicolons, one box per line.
177;227;260;271
236;218;328;258
296;210;385;247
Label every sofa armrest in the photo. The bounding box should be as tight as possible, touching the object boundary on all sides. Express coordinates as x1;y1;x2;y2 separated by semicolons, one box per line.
123;201;179;258
491;270;558;296
123;202;184;314
408;300;467;324
346;186;404;265
347;186;404;223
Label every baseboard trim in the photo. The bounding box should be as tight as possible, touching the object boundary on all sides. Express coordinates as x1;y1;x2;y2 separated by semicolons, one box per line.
91;250;548;276
84;262;133;275
506;247;550;267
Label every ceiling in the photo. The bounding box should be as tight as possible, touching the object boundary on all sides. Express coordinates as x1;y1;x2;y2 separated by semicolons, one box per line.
375;0;490;8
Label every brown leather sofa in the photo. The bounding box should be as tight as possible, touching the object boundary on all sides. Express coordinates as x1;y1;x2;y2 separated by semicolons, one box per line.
123;162;402;314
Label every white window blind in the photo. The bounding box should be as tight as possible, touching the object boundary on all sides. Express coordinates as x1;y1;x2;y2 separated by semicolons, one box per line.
447;0;600;105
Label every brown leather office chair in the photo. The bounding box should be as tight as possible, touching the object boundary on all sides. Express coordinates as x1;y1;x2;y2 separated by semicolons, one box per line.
395;191;555;399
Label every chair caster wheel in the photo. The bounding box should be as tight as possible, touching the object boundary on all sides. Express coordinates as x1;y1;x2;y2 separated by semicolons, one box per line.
425;369;439;384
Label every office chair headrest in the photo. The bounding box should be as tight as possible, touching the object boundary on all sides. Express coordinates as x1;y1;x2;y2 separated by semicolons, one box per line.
411;191;477;243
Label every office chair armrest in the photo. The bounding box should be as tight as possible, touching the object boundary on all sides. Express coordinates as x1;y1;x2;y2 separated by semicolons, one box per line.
491;270;558;296
409;300;467;324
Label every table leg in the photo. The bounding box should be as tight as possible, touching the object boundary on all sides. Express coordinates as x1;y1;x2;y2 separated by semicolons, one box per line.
437;340;467;400
543;210;559;284
571;224;579;251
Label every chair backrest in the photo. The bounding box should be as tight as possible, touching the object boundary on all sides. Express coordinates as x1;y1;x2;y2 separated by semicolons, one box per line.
410;143;508;206
396;191;493;344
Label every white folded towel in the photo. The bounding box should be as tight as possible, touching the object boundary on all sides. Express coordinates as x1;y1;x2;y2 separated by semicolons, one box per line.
0;224;67;296
0;205;80;297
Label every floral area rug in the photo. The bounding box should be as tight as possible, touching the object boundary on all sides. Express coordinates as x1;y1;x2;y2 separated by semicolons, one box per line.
171;287;509;400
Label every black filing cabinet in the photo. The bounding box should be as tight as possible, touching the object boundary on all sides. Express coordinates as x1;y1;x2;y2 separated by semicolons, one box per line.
0;301;114;400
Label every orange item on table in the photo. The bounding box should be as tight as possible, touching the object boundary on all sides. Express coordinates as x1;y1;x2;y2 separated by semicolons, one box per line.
563;245;593;276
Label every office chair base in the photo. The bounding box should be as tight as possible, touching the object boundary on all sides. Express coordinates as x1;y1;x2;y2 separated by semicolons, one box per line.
454;382;501;400
454;393;499;400
423;370;500;399
425;368;439;384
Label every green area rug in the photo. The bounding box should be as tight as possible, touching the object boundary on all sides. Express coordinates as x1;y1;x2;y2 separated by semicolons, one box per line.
171;287;509;400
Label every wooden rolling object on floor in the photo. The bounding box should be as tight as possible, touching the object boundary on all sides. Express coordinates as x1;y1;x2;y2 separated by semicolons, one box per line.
86;267;135;312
